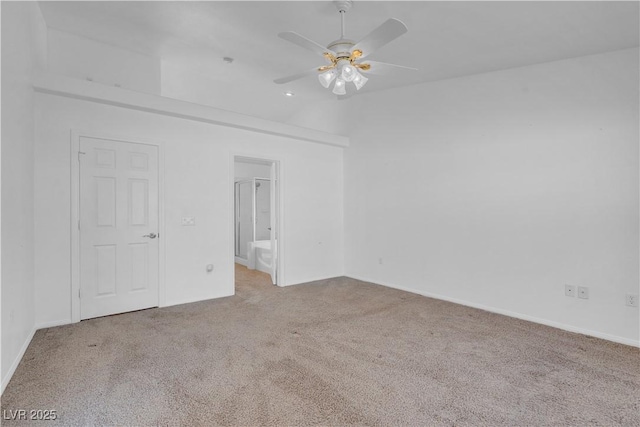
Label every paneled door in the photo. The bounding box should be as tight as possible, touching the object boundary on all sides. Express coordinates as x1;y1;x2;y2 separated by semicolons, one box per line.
79;137;159;320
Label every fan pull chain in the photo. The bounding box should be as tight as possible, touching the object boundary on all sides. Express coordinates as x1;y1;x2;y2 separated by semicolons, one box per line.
340;10;346;38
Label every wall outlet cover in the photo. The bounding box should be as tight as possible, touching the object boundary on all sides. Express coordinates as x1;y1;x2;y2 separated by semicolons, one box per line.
578;286;589;299
565;284;576;297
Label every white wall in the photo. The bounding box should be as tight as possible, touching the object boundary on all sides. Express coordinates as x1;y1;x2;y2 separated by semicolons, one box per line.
1;2;47;391
34;93;344;326
235;161;271;180
345;48;640;345
47;29;161;95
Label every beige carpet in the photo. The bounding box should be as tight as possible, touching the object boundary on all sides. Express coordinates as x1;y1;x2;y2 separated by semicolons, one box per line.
2;265;639;426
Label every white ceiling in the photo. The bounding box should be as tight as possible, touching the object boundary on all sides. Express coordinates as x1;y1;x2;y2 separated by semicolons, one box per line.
38;1;639;135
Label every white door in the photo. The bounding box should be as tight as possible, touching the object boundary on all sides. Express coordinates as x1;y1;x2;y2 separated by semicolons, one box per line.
269;163;278;285
255;179;271;241
79;137;159;320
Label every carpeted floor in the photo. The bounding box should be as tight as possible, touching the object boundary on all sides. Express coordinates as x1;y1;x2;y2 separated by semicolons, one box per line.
2;265;639;426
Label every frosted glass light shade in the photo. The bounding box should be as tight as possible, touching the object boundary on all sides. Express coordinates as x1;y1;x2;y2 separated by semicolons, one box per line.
341;64;356;82
318;69;337;88
332;78;346;95
353;71;368;90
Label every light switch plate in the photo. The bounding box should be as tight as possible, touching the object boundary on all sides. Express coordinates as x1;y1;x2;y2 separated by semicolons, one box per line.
181;216;195;226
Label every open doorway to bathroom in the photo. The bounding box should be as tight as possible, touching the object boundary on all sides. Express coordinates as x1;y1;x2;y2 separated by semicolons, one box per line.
233;156;279;290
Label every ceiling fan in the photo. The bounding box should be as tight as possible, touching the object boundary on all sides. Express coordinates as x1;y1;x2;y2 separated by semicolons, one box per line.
274;0;417;96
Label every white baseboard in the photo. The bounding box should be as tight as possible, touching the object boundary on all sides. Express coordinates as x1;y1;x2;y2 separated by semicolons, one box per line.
36;319;72;329
285;274;344;287
1;327;37;395
347;275;640;348
164;291;235;308
234;257;248;267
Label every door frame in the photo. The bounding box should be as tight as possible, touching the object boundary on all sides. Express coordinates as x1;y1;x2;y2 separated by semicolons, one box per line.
70;129;166;323
230;153;285;288
234;179;253;264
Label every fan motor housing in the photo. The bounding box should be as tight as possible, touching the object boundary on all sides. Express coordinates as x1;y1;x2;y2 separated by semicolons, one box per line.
327;39;355;57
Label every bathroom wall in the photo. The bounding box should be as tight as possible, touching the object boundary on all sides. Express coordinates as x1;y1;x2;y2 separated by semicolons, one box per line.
235;180;253;260
234;161;273;260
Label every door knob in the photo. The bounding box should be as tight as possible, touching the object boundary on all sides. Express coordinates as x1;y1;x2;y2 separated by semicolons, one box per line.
143;233;157;239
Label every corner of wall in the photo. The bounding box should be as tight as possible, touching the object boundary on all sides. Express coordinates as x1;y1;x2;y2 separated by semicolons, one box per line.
1;0;43;394
1;327;36;394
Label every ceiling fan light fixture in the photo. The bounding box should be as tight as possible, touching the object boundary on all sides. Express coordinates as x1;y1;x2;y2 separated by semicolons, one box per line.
332;78;347;95
341;64;356;82
274;1;414;98
318;69;337;88
353;71;368;90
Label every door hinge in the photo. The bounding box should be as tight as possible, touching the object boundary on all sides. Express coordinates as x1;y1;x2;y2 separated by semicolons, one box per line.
77;151;86;162
78;220;80;230
78;289;81;299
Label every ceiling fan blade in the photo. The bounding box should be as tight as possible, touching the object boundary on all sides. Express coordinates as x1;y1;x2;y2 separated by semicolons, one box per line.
351;18;408;59
362;60;417;75
278;31;335;57
273;68;319;84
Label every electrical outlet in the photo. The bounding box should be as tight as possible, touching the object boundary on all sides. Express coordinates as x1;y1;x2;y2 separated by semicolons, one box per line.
378;258;383;265
578;286;589;299
626;294;639;307
206;264;214;272
565;284;576;297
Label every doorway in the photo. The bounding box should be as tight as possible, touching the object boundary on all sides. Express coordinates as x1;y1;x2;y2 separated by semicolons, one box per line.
233;156;279;287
